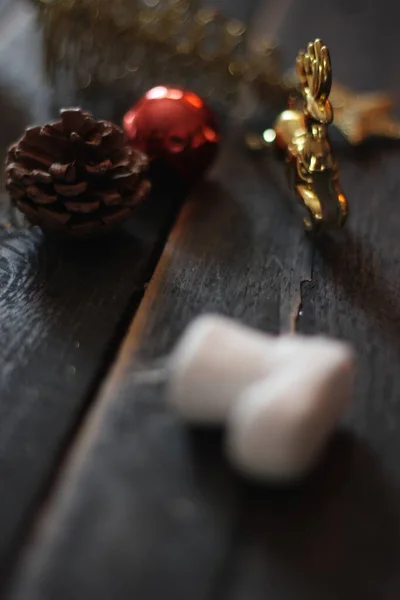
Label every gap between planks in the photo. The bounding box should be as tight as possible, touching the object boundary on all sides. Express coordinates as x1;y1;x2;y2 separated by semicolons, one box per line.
5;137;313;600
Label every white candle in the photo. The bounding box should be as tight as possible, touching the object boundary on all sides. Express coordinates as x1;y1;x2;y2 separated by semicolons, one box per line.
226;338;354;480
167;315;276;423
167;315;354;481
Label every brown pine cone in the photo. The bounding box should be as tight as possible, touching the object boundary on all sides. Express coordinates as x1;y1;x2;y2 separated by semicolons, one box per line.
5;108;151;238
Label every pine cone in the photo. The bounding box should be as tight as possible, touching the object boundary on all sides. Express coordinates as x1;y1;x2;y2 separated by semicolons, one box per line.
5;108;151;237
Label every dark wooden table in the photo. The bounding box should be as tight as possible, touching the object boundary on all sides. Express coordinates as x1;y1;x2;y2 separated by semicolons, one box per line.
1;1;400;598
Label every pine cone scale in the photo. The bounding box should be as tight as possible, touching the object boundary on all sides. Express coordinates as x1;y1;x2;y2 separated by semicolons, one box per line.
14;148;53;169
24;128;67;159
49;162;77;182
31;170;53;184
64;200;100;213
95;191;121;206
5;109;151;238
6;163;32;181
54;182;88;196
26;186;57;204
42;123;64;137
78;120;98;138
100;128;125;152
84;134;103;148
85;160;113;176
60;108;88;134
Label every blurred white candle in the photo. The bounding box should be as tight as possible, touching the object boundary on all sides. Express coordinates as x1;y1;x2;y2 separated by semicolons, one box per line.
226;338;354;480
167;315;276;423
167;314;354;481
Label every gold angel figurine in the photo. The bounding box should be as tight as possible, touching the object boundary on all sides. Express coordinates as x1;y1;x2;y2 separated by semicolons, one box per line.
274;39;348;231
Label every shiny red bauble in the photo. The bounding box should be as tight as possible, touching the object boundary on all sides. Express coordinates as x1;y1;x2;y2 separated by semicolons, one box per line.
123;86;220;184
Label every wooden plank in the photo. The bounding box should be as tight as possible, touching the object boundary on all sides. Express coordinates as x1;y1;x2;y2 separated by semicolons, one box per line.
221;434;400;600
6;134;313;599
224;146;400;599
217;4;400;600
7;2;400;600
0;2;182;586
0;195;180;580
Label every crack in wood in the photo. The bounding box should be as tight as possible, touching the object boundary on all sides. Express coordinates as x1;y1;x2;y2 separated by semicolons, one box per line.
279;237;314;333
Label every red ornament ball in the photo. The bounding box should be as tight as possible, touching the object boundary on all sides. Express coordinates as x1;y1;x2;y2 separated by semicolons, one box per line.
123;86;220;183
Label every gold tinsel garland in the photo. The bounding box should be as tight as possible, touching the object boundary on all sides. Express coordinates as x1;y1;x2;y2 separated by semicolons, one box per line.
33;0;400;145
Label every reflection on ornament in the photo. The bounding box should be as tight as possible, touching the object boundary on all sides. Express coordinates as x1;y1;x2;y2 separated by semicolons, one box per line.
123;86;220;183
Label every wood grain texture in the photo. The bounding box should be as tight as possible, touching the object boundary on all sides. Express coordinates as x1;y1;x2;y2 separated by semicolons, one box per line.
223;434;400;600
6;136;313;599
0;1;183;587
0;198;179;579
5;1;400;600
226;187;400;599
220;4;400;597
